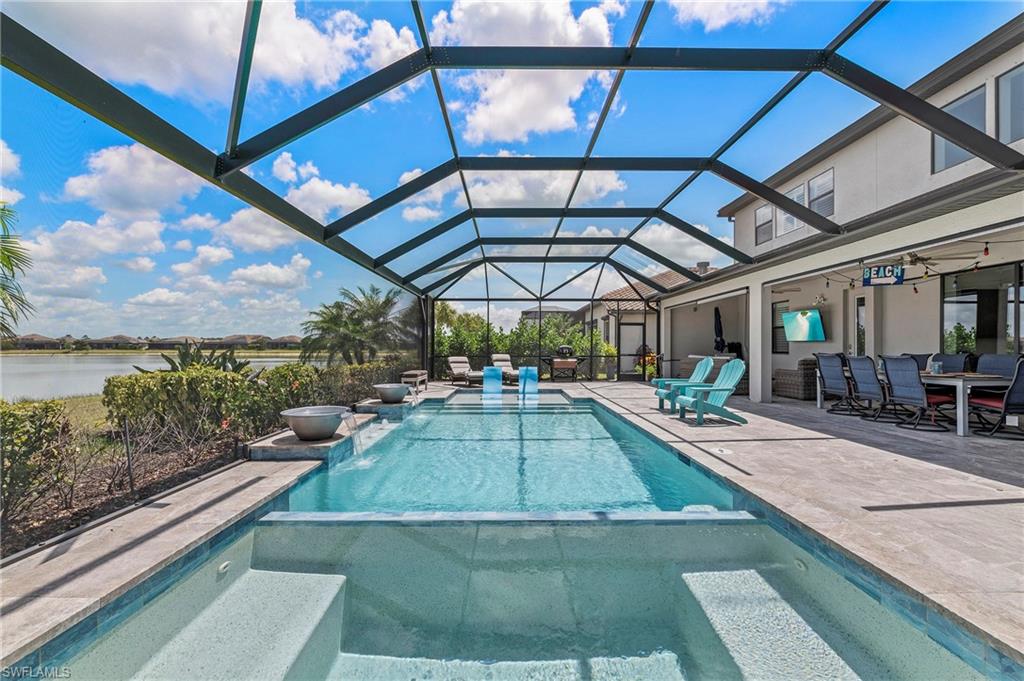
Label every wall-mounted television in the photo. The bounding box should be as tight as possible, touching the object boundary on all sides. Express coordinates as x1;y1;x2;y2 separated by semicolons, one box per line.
782;309;826;342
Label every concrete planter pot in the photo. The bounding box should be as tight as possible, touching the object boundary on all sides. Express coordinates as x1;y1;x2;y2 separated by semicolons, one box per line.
373;383;409;404
280;406;350;441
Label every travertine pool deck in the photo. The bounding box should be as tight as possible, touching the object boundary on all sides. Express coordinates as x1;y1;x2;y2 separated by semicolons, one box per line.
567;381;1024;665
0;459;320;667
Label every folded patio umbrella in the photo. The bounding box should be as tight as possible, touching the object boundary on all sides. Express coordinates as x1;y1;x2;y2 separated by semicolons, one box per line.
714;306;727;353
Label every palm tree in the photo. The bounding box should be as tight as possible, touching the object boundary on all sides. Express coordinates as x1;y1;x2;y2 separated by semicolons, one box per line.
0;203;33;338
300;285;402;365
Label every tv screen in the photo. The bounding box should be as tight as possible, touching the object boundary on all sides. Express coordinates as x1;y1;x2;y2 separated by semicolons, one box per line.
782;309;826;342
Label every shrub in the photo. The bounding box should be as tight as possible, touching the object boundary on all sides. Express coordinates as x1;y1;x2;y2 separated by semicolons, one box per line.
1;400;70;526
315;355;411;405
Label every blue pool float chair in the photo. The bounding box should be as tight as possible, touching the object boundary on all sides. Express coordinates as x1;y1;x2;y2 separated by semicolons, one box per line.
675;359;747;425
654;356;714;413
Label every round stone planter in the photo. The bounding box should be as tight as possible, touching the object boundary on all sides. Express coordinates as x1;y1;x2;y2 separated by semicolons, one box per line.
280;406;350;441
373;383;410;404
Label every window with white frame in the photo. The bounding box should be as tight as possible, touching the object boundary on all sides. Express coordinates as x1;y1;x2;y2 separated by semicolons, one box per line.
755;204;773;245
808;168;834;217
932;85;986;172
998;63;1023;145
776;184;806;236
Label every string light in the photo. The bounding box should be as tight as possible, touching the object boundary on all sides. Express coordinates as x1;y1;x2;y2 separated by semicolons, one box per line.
922;268;929;280
973;261;979;272
849;280;855;290
983;242;990;256
952;275;958;289
913;283;919;294
825;279;830;289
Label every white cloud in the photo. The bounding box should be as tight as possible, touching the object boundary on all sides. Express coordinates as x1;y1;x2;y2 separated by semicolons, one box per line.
64;144;204;218
26;214;165;263
179;213;219;231
171;245;234;276
230;253;311;290
463;152;624;207
430;1;620;144
666;0;787;31
5;3;369;104
126;287;189;306
450;302;523;331
173;239;193;252
0;186;24;205
285;176;370;223
213;208;299;253
361;19;422;101
402;205;442;222
1;139;21;179
272;152;299;183
633;221;735;267
121;256;156;273
23;262;107;299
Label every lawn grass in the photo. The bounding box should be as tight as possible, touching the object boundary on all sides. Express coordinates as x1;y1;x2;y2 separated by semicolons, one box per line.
61;394;107;432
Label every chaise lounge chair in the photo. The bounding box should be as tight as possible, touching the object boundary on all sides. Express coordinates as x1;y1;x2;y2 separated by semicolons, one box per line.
448;356;483;385
674;358;747;425
491;353;519;384
654;356;713;413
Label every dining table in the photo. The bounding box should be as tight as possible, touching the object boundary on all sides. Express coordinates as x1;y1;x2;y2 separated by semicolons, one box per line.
815;370;1013;437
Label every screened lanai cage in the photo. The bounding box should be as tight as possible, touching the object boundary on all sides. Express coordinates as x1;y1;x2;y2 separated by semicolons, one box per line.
5;0;1022;382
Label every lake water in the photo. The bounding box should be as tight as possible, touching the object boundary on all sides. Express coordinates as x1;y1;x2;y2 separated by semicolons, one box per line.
0;354;295;400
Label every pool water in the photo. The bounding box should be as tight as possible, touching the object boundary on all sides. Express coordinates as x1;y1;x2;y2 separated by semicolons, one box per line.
65;522;984;681
288;402;735;513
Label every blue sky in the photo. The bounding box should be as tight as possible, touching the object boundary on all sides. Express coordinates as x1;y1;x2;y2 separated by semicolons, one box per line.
1;0;1019;336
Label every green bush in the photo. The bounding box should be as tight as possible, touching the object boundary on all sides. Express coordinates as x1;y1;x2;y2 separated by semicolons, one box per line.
1;400;70;526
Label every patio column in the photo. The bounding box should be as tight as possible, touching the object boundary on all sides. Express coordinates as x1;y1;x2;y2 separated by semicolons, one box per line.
747;284;773;403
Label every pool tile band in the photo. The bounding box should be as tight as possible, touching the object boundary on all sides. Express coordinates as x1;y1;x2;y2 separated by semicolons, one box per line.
257;510;761;526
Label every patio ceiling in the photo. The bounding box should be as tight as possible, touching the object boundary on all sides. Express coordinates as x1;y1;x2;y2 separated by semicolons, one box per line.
3;1;1022;303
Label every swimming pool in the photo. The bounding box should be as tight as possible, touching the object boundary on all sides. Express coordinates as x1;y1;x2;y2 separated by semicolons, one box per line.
64;521;983;681
288;401;735;513
13;394;1011;680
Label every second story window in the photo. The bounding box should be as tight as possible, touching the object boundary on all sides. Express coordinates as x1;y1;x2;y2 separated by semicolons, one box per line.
755;204;773;245
932;85;986;173
808;168;834;217
777;184;805;236
998;63;1023;145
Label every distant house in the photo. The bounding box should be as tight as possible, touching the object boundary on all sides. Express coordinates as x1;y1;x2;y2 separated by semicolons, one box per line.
13;333;61;350
147;336;200;350
519;305;574;324
207;334;271;350
89;335;148;350
267;335;302;350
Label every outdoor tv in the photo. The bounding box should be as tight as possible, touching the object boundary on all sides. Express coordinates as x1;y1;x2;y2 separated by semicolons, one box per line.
782;309;826;342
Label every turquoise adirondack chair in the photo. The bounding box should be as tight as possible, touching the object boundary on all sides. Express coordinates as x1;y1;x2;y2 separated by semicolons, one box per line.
675;359;748;425
654;356;714;413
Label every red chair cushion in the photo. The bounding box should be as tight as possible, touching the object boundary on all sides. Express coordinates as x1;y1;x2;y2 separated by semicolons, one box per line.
968;395;1005;410
926;394;954;405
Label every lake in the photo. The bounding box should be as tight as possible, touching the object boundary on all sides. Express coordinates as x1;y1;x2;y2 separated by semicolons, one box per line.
0;354;296;401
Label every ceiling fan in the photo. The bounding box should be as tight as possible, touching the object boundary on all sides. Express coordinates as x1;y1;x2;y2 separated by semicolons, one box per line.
887;251;978;267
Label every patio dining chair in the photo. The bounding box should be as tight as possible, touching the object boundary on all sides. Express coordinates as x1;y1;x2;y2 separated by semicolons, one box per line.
847;356;902;422
881;355;954;432
969;357;1024;438
975;353;1023;378
929;353;971;372
491;353;519;384
674;358;747;426
815;353;861;415
654;356;713;413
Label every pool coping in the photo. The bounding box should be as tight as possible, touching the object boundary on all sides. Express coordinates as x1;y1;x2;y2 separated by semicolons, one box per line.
5;385;1021;680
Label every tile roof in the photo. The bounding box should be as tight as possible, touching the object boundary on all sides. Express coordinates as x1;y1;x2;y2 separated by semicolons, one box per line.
599;269;711;311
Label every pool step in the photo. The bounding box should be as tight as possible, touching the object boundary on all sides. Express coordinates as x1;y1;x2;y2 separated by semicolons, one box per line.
134;569;345;681
681;569;859;680
330;651;687;680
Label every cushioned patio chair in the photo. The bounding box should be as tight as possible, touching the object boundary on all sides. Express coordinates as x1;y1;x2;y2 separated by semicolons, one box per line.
848;356;902;422
901;353;932;371
969;357;1024;438
881;355;953;431
491;353;519;384
655;356;713;413
448;356;482;385
815;353;862;415
674;358;747;425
